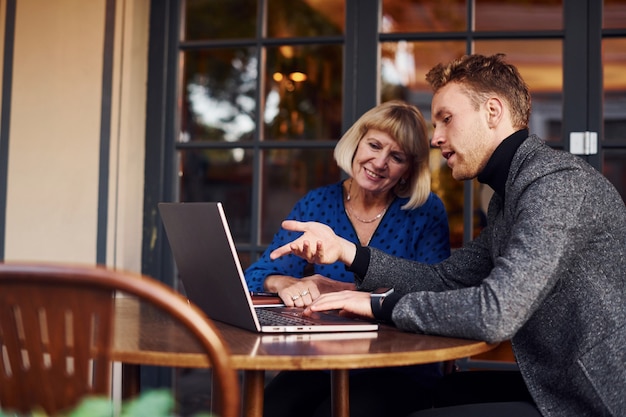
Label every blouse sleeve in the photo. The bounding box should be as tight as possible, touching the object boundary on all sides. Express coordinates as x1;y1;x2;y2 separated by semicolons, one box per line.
415;193;451;264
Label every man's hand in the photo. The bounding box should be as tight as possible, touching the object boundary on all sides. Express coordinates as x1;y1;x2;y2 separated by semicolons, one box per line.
270;220;356;265
303;290;374;319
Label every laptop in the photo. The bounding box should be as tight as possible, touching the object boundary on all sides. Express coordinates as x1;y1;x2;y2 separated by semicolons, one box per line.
158;202;378;333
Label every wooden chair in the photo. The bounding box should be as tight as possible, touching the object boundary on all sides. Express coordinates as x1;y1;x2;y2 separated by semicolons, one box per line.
0;262;240;417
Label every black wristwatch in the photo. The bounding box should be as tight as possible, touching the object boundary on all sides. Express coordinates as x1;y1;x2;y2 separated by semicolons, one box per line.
370;288;394;318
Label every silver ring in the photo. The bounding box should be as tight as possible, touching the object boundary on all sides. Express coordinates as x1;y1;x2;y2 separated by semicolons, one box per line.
300;290;309;297
291;294;300;301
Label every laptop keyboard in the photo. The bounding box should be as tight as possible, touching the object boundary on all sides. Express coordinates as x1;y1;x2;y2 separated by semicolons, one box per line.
256;307;320;326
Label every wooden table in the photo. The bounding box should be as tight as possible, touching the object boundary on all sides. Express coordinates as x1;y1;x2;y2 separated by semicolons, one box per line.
112;297;498;417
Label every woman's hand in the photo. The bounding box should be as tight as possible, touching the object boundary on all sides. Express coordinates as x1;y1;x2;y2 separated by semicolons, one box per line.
304;290;374;319
265;274;356;307
270;220;357;265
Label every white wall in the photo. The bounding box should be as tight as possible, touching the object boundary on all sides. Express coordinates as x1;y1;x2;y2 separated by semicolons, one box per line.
106;0;149;271
2;0;149;272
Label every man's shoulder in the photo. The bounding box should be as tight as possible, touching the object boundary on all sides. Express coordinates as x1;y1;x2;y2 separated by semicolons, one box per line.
510;135;623;208
514;135;594;176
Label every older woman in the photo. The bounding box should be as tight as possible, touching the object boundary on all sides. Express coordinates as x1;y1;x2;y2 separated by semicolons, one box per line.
244;100;451;417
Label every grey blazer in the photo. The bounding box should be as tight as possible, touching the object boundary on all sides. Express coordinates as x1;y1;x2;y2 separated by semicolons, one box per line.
358;136;626;416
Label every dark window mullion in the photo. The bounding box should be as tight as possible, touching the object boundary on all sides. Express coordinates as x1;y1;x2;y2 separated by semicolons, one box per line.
248;0;267;258
586;0;603;169
345;0;381;129
379;30;564;42
174;140;339;150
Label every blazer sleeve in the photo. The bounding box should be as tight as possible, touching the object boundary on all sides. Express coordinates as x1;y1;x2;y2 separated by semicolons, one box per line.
362;164;598;343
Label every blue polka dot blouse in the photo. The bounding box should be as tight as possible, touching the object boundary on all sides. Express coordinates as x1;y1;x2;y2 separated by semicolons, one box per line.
244;181;451;292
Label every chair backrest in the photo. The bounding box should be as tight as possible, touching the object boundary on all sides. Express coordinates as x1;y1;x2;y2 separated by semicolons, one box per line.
0;262;240;417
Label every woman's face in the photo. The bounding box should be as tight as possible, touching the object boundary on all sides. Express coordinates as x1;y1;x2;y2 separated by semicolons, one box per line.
351;128;410;196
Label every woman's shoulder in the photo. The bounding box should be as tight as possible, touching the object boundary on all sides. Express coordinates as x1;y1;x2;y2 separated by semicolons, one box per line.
311;181;344;194
423;191;447;211
391;192;446;214
289;181;346;220
299;181;344;202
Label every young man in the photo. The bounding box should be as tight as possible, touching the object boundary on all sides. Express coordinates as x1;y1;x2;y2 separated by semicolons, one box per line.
270;54;626;417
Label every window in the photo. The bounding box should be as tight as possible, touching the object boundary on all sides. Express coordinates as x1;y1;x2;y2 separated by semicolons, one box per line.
166;0;626;271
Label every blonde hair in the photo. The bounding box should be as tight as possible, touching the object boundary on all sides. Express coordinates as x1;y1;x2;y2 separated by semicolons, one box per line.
334;100;431;209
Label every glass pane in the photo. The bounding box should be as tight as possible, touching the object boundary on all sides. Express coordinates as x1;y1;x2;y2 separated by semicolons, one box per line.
267;0;344;38
603;37;626;202
261;148;341;243
181;48;257;143
263;45;343;140
603;38;626;124
380;40;475;247
179;148;253;242
381;40;466;106
183;0;257;40
238;251;253;271
431;167;488;248
475;40;564;145
475;0;563;31
602;38;626;94
604;0;626;29
382;0;466;33
603;150;626;203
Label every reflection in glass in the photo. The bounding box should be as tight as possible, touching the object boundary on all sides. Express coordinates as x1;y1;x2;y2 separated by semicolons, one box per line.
261;148;340;244
603;38;626;95
264;45;343;141
475;0;563;31
603;38;626;202
604;0;626;29
181;48;257;143
179;148;253;242
382;0;466;33
381;40;466;106
267;0;344;38
475;40;563;145
183;0;257;40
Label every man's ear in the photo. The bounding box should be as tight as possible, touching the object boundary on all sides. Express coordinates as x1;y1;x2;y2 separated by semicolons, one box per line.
485;97;504;128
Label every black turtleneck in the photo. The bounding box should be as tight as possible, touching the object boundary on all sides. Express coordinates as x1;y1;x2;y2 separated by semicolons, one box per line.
477;129;529;198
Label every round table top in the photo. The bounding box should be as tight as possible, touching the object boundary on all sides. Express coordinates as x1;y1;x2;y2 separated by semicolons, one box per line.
112;296;498;370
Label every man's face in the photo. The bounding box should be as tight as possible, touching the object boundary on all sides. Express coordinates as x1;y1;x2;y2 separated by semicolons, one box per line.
430;82;497;181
